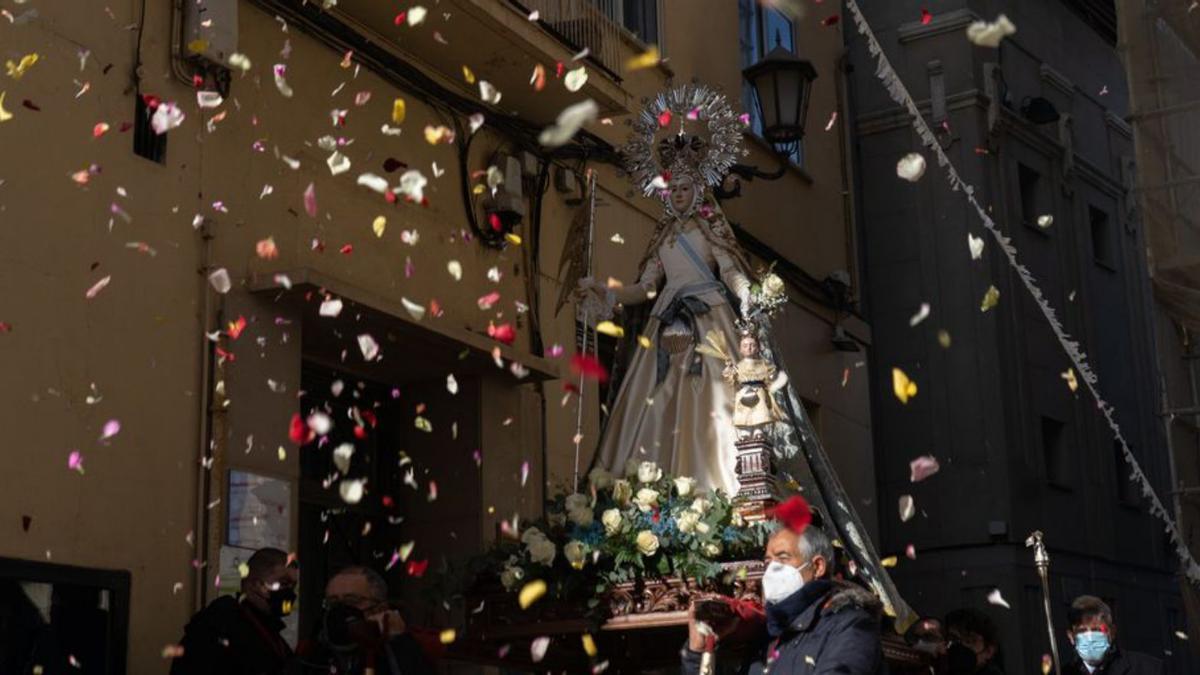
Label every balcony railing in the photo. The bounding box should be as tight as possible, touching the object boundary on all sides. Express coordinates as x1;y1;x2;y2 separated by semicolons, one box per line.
516;0;630;78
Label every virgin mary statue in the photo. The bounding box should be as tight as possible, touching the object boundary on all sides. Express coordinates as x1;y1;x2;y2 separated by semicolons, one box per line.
576;84;914;628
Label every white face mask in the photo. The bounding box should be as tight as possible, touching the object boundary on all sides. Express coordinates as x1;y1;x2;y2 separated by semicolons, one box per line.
762;560;810;604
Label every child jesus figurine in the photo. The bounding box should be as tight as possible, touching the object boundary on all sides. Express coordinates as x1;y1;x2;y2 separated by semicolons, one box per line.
723;327;788;440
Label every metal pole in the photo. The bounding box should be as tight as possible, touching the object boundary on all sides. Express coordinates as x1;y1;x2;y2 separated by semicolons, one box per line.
572;170;598;490
1027;531;1063;675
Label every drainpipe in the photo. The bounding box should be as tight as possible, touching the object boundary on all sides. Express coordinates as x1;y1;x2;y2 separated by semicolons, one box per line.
193;219;217;613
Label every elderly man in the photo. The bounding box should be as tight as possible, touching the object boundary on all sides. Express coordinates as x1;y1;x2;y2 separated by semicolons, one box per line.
1062;596;1162;675
172;547;297;675
682;523;884;674
290;565;434;675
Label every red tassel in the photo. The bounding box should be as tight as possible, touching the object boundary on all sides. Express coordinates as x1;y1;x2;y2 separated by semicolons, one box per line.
768;495;812;534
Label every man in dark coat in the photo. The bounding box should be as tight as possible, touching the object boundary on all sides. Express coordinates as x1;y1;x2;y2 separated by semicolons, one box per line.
1061;595;1163;675
171;547;297;675
681;524;884;674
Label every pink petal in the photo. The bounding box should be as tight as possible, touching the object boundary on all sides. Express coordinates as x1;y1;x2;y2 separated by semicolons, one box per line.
520;461;530;487
909;455;941;482
68;451;84;472
100;419;121;440
303;182;318;217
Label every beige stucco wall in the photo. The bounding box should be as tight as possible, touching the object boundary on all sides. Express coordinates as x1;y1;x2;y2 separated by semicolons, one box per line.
0;0;872;670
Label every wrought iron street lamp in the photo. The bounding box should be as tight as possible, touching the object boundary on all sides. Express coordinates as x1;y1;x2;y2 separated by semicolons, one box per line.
742;43;819;156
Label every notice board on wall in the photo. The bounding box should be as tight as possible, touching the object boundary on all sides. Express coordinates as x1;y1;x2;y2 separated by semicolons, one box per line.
227;469;291;551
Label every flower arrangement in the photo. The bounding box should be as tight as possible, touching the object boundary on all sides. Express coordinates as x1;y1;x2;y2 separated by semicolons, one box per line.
480;461;772;618
747;267;787;320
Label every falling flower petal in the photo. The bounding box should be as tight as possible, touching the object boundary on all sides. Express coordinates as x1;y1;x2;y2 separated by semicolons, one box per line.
439;629;456;645
208;268;232;294
570;353;608;382
896;152;927;182
921;8;932;24
987;588;1011;609
905;544;917;559
273;64;294;97
151;102;185;134
319;298;343;318
101;419;121;440
68;451;84;474
1062;368;1078;393
197;91;223;109
521;460;530;487
358;334;380;361
626;47;660;70
881;556;898;568
564;67;588;92
479;80;501;104
326;151;351;176
255;237;279;259
968;233;985;260
582;634;598;657
899;495;916;522
892;367;917;404
0;92;11;122
401;298;426;321
447;260;463;281
357;173;389;194
909;456;940;482
530;63;546;91
489;322;516;345
908;303;930;327
1037;214;1054;229
538;99;598;147
595;321;624;338
372;216;386;238
519;580;547;609
396;170;428;202
446;374;459;395
92;122;110;138
85;275;112;299
333;443;354;473
966;14;1016;48
339;478;364;504
303;182;318;217
531;636;551;663
391;97;406;124
980;285;1000;312
1042;655;1053;675
407;6;427;26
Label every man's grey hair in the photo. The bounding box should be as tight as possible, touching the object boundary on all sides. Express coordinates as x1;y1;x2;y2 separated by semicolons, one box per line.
767;522;836;565
333;565;389;603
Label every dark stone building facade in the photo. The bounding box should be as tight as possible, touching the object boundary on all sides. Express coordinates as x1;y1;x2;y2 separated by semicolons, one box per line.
845;1;1196;671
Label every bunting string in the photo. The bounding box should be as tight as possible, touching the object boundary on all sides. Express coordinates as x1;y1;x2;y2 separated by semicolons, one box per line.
843;0;1200;583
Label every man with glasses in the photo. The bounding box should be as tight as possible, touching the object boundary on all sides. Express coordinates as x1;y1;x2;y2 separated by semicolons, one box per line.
171;547;297;675
290;565;434;675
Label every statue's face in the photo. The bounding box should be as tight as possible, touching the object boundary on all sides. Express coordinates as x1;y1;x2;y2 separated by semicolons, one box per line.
668;176;697;216
739;335;758;358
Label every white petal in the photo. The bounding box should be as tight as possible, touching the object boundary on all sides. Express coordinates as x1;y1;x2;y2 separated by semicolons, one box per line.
357;333;380;361
896;153;927;182
208;268;232;294
987;588;1011;609
538;100;598;147
319;298;343;317
968;233;985;260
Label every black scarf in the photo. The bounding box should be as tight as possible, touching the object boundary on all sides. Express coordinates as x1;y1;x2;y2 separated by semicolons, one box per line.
765;579;833;637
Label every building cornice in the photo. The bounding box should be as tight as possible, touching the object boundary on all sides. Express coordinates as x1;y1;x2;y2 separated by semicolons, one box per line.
897;8;981;44
1039;63;1076;99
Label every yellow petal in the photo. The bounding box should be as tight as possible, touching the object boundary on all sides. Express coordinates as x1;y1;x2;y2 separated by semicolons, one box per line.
638;335;652;349
505;233;522;246
277;446;287;461
626;47;660;71
1061;368;1078;392
937;330;952;348
980;285;1000;312
881;556;899;568
892;368;917;404
391;98;406;124
0;91;12;122
582;633;597;657
595;321;624;338
238;562;250;578
372;215;386;238
518;579;547;609
439;629;457;644
187;39;209;55
7;53;39;78
462;65;476;84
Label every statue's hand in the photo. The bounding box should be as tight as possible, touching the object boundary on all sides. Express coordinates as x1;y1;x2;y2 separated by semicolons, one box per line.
575;276;601;299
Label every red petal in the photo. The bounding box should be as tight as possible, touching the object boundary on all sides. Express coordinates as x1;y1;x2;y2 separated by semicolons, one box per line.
406;559;429;577
657;110;672;127
288;413;313;445
353;426;367;439
821;15;840;26
569;353;609;383
488;322;517;345
339;244;353;255
921;8;932;25
767;495;812;534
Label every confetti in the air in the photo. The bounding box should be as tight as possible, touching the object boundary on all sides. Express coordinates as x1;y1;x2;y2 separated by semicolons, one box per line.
892;368;918;404
273;64;294;97
899;495;916;522
539;99;598;147
564;67;588;92
1062;368;1078;393
521;460;530;487
987;588;1011;609
1036;214;1054;229
531;636;551;663
303;182;318;217
626;47;660;70
518;579;547;609
339;478;365;504
100;419;121;441
909;303;930;327
68;451;85;474
208;269;232;294
357;334;380;361
896;153;927;182
980;285;1000;312
439;629;456;644
969;233;985;260
909;456;940;482
595;321;624;338
85;275;112;299
966;14;1016;48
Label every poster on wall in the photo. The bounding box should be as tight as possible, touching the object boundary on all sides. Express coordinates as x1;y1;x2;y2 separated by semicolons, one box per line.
227;469;292;551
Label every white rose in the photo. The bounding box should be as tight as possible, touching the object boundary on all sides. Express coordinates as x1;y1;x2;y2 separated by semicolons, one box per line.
564;541;587;569
588;467;614;491
500;566;524;589
703;542;722;558
637;461;663;484
636;530;660;556
633;488;660;512
520;527;547;546
612;479;633;505
564;493;590;513
763;273;785;297
696;521;711;535
674;477;696;497
690;497;711;515
568;506;594;527
676;510;700;534
527;538;556;566
601;508;623;536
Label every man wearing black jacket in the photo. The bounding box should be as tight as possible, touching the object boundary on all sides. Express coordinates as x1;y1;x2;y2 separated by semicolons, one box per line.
171;548;297;675
1061;596;1163;675
681;524;884;674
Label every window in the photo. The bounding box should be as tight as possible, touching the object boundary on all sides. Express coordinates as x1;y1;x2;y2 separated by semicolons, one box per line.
1090;205;1115;269
1018;163;1041;230
133;93;167;164
620;0;658;45
738;0;803;166
0;557;130;674
1042;416;1070;488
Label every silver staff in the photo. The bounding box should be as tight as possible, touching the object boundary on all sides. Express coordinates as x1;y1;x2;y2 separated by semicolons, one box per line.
1027;530;1062;675
572;170;598;489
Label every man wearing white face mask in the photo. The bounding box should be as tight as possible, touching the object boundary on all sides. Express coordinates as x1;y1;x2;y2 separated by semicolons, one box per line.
681;523;884;674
